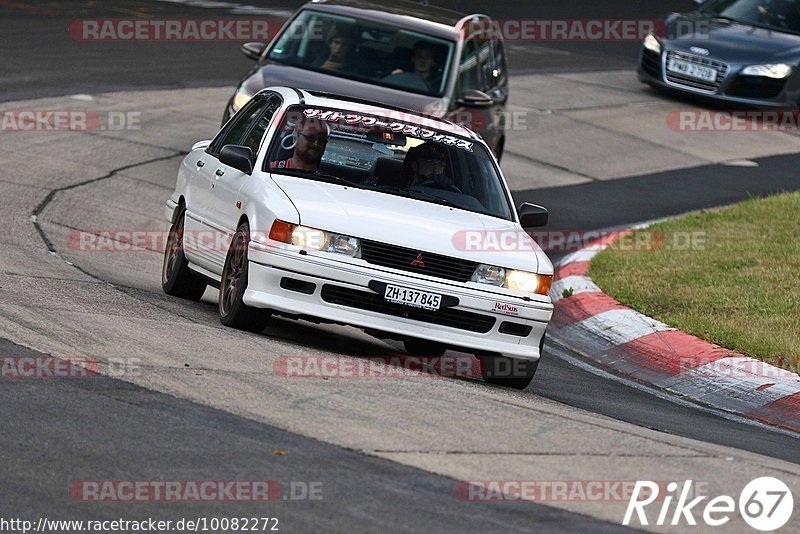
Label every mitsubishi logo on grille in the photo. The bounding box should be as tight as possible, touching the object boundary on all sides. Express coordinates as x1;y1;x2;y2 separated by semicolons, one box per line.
690;46;710;56
410;253;425;268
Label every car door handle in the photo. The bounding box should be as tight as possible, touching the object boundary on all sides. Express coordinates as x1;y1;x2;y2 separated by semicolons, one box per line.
196;160;205;168
215;169;225;177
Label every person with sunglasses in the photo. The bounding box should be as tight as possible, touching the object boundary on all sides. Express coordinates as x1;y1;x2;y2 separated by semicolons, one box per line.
271;118;329;172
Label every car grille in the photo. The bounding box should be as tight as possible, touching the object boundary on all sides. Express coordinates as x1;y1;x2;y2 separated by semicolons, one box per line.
641;49;661;78
320;284;496;333
726;75;788;99
665;51;729;93
360;240;479;282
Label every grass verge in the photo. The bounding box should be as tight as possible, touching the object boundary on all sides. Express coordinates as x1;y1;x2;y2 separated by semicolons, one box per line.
588;191;800;374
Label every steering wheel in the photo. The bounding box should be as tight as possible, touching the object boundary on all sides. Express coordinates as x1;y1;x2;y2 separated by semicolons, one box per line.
416;180;462;194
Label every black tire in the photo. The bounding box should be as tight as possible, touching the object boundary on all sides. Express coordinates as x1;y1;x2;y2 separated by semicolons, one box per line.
162;205;207;301
219;222;270;332
403;338;447;357
478;354;538;389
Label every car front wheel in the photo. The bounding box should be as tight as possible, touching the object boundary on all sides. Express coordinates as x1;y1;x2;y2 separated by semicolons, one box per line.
219;222;270;332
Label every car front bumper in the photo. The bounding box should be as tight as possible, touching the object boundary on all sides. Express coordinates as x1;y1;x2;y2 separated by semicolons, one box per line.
244;243;552;361
638;48;800;109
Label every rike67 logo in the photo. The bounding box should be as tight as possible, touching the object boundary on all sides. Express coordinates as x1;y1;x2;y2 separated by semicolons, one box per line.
624;477;794;531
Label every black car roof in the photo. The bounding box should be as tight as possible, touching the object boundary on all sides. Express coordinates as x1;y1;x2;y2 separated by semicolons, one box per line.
301;0;488;40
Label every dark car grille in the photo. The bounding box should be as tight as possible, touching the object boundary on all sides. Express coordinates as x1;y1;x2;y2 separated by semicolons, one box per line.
641;49;661;78
320;285;496;333
726;75;788;99
360;240;479;282
665;51;729;93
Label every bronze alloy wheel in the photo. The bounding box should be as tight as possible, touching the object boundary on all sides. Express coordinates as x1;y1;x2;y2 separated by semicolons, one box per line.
219;222;270;332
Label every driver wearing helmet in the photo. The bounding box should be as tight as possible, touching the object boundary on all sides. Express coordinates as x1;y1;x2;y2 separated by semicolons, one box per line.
403;142;455;190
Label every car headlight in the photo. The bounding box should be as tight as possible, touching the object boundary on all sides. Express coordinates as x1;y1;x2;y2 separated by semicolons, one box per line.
232;86;254;112
643;34;661;54
741;64;793;79
269;220;360;257
471;264;553;296
471;264;505;286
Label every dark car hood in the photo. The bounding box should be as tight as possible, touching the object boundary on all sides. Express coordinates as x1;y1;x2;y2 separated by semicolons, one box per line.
666;16;800;62
247;61;448;116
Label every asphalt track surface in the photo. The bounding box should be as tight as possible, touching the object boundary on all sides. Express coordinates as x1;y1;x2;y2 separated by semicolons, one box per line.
0;337;630;533
2;0;800;532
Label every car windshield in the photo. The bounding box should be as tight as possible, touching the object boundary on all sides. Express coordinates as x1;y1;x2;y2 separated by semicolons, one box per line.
265;105;513;220
268;10;455;97
701;0;800;34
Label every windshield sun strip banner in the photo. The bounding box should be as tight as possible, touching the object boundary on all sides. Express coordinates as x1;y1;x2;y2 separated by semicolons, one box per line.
300;108;474;152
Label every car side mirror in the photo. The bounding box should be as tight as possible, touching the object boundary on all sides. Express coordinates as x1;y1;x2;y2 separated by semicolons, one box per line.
457;89;493;108
518;203;549;228
219;145;254;174
241;42;266;61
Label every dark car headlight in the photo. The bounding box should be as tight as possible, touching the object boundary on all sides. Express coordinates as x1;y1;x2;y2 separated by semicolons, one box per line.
741;64;793;79
643;34;661;54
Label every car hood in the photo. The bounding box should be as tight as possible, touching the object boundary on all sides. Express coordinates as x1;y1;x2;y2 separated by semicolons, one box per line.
666;16;800;62
270;174;545;273
250;62;448;115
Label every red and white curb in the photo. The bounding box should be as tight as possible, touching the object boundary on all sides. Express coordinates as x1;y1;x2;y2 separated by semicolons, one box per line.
548;229;800;433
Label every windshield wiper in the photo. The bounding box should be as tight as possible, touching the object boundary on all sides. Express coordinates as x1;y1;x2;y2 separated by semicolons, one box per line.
710;15;739;23
374;186;464;209
276;168;357;187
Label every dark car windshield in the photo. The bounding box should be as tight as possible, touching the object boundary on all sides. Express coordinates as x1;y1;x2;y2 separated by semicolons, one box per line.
265;106;513;220
701;0;800;34
268;10;455;97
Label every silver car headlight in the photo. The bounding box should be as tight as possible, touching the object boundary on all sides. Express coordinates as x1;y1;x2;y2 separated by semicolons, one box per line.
643;34;661;54
741;64;793;79
232;86;254;113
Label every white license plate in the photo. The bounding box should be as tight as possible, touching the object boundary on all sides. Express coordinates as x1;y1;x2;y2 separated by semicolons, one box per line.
667;58;717;82
384;284;441;311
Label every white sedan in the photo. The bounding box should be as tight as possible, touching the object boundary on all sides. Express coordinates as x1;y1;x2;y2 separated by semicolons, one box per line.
163;87;553;389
